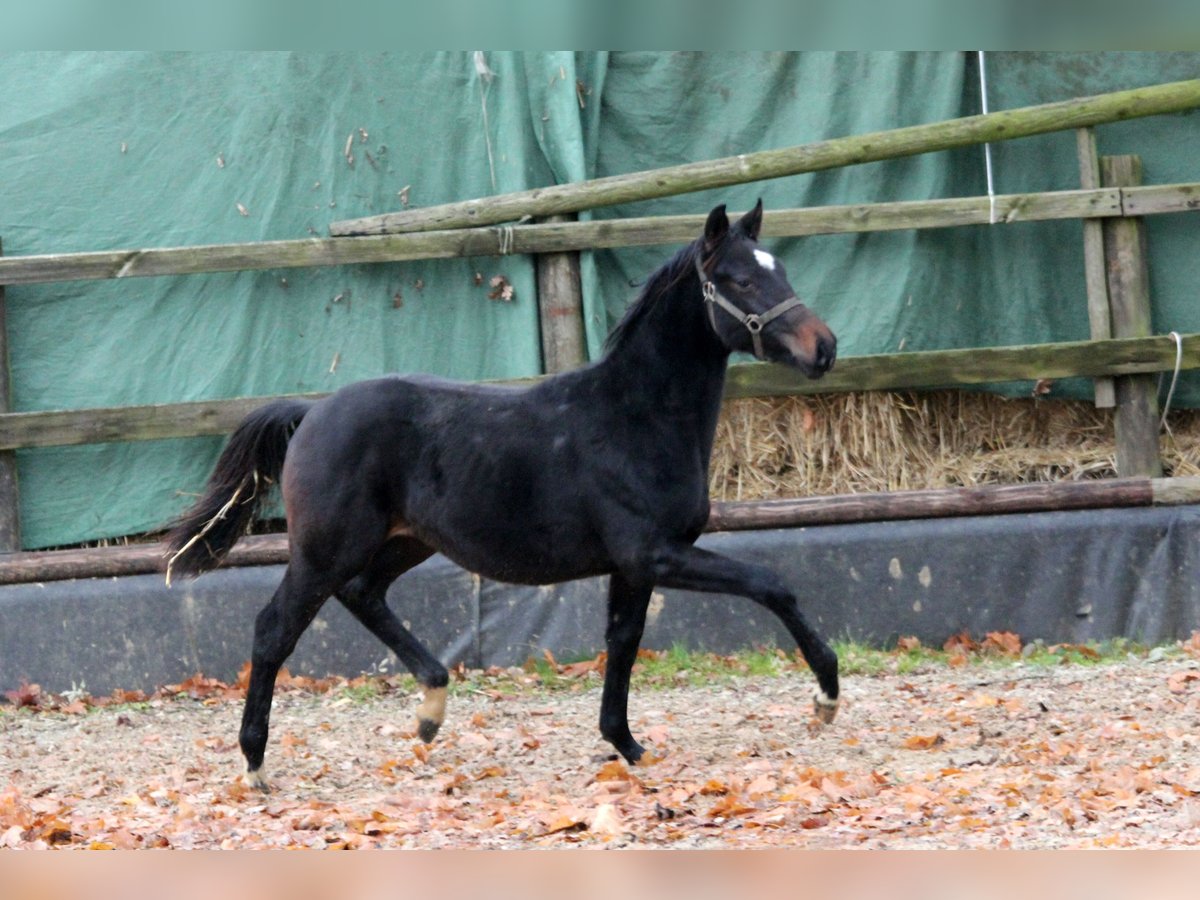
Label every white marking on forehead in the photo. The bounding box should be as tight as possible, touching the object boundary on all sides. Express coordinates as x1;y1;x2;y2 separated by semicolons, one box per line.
753;249;776;271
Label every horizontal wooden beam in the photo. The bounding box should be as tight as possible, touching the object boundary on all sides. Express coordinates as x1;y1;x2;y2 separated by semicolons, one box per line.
0;333;1195;451
0;232;503;287
329;79;1200;235
0;392;326;451
1119;181;1200;216
706;476;1200;532
722;332;1200;398
1;184;1196;288
7;477;1199;585
0;533;288;586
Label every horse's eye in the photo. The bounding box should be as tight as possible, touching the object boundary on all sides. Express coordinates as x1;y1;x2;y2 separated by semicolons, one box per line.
735;278;751;289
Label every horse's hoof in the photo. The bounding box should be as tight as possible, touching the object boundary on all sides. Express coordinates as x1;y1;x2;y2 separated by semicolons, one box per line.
633;748;665;767
244;766;271;793
416;686;447;744
417;717;441;744
813;691;839;724
616;740;646;766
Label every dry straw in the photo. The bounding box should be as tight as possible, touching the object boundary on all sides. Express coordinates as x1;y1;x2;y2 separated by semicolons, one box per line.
708;389;1200;501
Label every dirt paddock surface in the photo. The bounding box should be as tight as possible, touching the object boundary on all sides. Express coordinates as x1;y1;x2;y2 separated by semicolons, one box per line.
5;655;1200;849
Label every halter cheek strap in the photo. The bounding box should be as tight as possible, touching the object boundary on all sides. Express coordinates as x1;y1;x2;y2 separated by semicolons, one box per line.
695;258;804;361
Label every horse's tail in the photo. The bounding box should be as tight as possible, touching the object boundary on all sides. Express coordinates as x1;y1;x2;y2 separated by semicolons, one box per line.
163;398;311;584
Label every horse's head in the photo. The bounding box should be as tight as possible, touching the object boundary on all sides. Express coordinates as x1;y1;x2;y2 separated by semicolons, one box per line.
697;200;836;379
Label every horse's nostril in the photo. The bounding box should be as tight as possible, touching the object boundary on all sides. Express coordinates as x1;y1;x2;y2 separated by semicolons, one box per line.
812;337;831;372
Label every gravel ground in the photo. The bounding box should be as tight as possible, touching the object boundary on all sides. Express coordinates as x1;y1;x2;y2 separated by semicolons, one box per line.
5;656;1200;848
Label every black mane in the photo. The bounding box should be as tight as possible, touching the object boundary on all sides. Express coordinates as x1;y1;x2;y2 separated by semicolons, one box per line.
603;240;703;355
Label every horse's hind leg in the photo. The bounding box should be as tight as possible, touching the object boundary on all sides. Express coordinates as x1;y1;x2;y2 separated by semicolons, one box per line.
598;572;653;765
335;537;451;743
240;558;339;791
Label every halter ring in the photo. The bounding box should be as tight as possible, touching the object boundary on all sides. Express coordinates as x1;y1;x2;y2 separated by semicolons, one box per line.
695;257;801;361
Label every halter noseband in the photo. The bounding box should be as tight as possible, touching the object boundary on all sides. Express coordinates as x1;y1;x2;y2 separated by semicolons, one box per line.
695;257;804;361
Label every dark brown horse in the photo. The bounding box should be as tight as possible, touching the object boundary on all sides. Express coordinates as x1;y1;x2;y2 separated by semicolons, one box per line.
165;201;839;790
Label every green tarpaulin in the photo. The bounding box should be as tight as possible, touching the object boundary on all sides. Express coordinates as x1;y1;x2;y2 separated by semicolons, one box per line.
3;51;1199;548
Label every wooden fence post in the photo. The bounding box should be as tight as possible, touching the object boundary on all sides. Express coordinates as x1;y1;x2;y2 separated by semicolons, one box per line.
1076;128;1116;408
534;213;587;374
1101;155;1162;477
0;238;21;551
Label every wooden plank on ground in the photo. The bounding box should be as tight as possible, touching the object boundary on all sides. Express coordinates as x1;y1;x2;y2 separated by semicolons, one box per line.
7;477;1200;585
0;533;288;585
707;479;1156;530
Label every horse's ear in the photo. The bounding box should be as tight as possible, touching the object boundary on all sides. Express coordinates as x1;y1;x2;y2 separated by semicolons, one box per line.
735;198;764;241
704;204;729;250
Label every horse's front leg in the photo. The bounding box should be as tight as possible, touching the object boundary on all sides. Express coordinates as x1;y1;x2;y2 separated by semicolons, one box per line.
649;542;839;723
598;571;653;764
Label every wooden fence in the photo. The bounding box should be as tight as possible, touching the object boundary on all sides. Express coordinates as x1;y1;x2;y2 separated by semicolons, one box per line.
3;78;1200;577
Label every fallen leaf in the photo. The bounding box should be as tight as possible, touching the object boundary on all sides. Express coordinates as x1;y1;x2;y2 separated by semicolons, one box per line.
1168;672;1200;694
595;760;633;783
944;631;979;653
643;723;671;745
540;805;588;835
588;803;626;837
982;631;1022;657
1182;631;1200;660
746;775;778;797
5;681;41;708
902;734;946;751
707;794;756;819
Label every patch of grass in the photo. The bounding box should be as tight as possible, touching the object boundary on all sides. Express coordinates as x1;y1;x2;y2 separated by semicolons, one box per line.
524;656;572;691
439;635;1191;700
96;699;154;714
631;644;794;689
5;633;1188;717
337;680;384;704
1019;636;1155;667
833;634;1170;677
833;641;898;676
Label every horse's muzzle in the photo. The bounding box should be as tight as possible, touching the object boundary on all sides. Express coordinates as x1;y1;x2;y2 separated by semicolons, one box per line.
811;331;837;377
789;317;836;379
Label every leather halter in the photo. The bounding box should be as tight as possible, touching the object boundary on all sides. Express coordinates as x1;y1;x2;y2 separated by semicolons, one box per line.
695;257;804;361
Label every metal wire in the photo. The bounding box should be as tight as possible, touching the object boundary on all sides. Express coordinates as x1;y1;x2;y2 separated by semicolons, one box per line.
1159;330;1184;432
978;51;998;225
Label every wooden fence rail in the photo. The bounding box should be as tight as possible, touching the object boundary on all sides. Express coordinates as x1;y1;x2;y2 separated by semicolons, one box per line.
1;333;1195;451
5;477;1200;586
329;78;1200;235
3;184;1198;288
